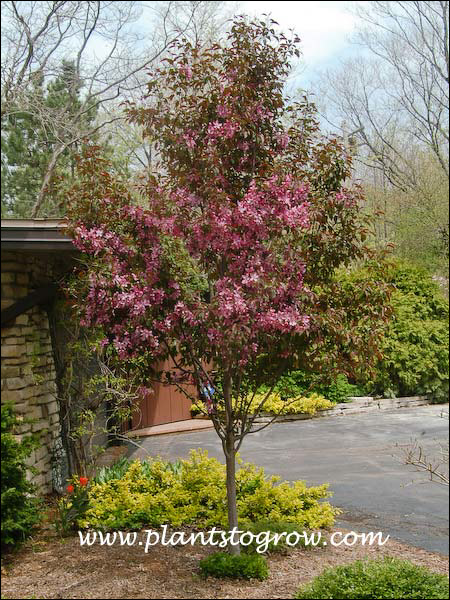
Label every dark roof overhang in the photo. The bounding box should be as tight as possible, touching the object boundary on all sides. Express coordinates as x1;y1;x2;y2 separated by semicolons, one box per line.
1;218;75;251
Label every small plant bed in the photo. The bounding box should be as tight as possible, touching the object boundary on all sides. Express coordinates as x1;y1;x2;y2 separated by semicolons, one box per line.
1;524;448;599
56;450;337;532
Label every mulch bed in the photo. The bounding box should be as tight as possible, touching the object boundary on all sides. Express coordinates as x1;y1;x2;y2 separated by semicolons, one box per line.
1;525;448;599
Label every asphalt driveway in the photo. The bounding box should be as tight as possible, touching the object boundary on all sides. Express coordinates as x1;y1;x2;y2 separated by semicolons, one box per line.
128;404;449;555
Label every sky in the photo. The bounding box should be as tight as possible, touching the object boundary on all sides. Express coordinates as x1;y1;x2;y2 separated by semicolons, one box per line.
239;1;364;85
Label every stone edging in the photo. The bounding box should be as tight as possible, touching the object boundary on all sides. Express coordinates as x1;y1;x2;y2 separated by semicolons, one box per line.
254;395;434;423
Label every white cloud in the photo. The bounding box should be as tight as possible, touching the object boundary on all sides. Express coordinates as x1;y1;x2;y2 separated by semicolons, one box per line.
240;1;360;68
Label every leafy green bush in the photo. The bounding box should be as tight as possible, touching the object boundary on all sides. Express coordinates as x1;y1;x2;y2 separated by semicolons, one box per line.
1;404;41;549
314;374;367;403
295;556;449;599
93;456;132;484
93;456;182;484
345;262;449;401
199;551;269;580
275;371;366;404
77;450;337;531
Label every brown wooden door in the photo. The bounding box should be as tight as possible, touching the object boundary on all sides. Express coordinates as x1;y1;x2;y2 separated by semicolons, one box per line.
131;359;195;428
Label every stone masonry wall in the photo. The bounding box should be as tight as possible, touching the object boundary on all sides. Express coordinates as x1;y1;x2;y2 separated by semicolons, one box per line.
1;251;63;494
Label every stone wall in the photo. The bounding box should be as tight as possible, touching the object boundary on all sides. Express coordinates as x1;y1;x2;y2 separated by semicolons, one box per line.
1;251;65;493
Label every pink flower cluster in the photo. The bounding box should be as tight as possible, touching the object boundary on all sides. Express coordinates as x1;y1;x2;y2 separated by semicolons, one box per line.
217;104;231;118
207;120;239;142
182;129;197;150
73;226;133;258
179;64;192;79
73;144;315;369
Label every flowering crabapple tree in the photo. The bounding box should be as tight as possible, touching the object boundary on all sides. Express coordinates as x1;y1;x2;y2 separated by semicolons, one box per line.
67;18;390;553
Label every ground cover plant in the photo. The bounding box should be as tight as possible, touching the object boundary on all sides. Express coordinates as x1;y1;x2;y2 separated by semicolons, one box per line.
199;551;269;580
295;556;450;599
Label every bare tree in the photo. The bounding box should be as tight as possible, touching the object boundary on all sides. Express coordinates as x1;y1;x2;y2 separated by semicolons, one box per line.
320;1;449;192
1;1;232;217
395;408;449;486
401;438;449;485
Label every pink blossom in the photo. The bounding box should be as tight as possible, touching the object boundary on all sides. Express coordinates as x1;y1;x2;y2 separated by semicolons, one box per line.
182;129;197;149
217;104;230;118
277;132;290;149
179;64;193;79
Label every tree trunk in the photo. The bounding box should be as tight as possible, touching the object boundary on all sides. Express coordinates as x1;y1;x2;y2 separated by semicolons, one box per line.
223;372;240;555
31;144;66;217
225;434;240;555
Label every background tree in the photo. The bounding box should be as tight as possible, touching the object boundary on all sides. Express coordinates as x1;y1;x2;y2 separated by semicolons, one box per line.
1;60;97;216
319;1;449;273
1;0;231;217
67;18;390;554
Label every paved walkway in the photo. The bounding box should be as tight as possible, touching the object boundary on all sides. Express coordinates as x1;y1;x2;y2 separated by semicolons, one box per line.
128;404;449;555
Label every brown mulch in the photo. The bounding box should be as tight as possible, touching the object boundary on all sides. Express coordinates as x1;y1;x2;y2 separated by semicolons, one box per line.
1;524;448;600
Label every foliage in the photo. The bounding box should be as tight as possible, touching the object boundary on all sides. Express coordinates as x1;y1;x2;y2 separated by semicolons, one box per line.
273;371;366;404
66;17;390;545
245;392;333;415
93;456;183;484
192;392;332;416
93;456;133;484
295;556;450;599
342;262;449;401
312;374;366;403
1;60;96;217
1;404;41;549
54;475;91;535
199;551;269;580
52;298;139;477
75;450;337;531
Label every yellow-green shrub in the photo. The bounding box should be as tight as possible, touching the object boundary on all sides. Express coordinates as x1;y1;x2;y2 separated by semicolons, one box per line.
79;450;338;530
191;392;333;417
249;392;333;415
